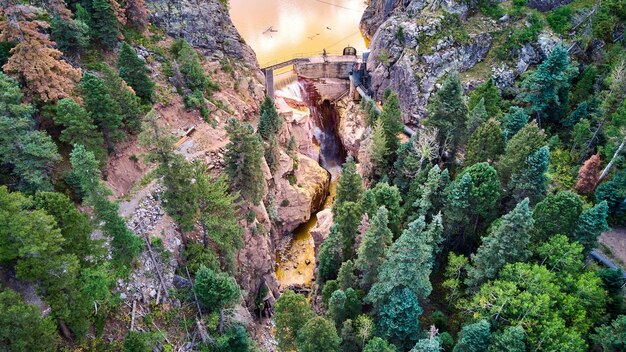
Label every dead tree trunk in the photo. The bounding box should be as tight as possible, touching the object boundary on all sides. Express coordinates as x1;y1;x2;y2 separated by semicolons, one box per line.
599;136;626;182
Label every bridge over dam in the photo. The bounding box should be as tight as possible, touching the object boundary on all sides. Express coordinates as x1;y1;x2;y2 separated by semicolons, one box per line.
260;51;416;137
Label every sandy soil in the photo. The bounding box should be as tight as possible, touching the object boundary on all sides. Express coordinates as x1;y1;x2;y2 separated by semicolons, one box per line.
599;227;626;267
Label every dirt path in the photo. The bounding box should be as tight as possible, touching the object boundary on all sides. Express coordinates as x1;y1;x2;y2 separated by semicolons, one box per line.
599;227;626;268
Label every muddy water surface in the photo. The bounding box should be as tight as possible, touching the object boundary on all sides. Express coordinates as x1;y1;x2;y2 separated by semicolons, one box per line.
229;0;367;66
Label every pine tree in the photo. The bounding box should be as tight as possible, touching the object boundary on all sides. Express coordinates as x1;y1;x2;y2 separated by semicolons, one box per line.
99;64;143;133
379;91;404;159
334;156;363;213
328;288;361;328
257;96;283;140
468;78;502;118
297;317;341;352
54;98;106;162
158;155;198;233
0;5;82;102
595;170;626;223
377;287;422;350
497;121;546;182
33;192;98;263
453;320;491;352
426;73;468;160
264;135;280;174
367;215;443;304
361;182;403;236
0;186;64;280
392;137;421;192
275;290;315;352
70;145;142;267
176;40;207;91
224;118;267;205
466;98;488;135
50;15;89;54
337;260;358;290
575;154;601;195
0;73;60;192
487;326;526;352
532;190;583;242
318;227;344;282
465;118;505;166
0;289;59;351
364;337;396;352
89;0;121;49
193;265;240;311
80;73;124;154
573;201;609;253
500;106;529;141
458;162;501;229
335;201;362;261
408;165;448;222
507;146;549;206
518;45;577;126
193;162;243;273
591;315;626;352
355;206;393;292
118;42;154;103
371;118;390;179
411;336;443;352
465;198;534;287
443;173;472;238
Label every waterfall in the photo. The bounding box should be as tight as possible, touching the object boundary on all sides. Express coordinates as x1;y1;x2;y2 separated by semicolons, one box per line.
275;80;306;102
276;80;347;179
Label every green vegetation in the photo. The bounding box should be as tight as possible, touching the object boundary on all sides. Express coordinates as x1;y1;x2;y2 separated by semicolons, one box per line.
0;0;624;349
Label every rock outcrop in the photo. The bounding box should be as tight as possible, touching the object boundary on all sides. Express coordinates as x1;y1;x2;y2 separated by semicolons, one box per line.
145;0;258;64
310;208;333;256
275;96;320;161
366;6;492;125
361;0;412;38
237;201;280;302
272;152;331;236
527;0;571;11
336;98;367;156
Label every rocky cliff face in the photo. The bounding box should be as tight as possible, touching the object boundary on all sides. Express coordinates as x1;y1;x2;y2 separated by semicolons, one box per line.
365;2;491;125
271;152;331;236
361;0;411;38
145;0;258;65
362;0;565;125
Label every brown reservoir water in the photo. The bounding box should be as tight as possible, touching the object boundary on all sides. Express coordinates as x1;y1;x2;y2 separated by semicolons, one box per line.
229;0;367;66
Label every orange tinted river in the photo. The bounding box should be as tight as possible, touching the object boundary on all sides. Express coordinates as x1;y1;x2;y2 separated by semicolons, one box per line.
229;0;367;67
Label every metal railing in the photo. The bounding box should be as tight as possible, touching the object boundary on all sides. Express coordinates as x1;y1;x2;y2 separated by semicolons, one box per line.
260;50;361;69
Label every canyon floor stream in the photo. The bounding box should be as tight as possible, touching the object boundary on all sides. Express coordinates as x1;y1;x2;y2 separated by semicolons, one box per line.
231;0;366;291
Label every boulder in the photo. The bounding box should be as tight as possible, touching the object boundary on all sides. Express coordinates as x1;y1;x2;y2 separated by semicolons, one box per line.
310;208;333;256
272;152;330;235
